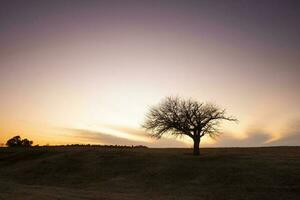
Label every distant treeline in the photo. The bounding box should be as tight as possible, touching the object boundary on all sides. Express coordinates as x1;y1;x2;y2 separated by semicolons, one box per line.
29;144;148;148
3;135;148;148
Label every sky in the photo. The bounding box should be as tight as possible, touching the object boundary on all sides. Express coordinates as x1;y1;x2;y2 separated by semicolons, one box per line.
0;0;300;147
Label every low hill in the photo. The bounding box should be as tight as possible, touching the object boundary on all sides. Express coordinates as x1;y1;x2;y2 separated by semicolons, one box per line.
0;147;299;200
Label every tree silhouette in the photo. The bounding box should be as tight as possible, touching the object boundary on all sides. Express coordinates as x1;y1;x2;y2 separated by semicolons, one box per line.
143;97;237;155
21;138;33;147
6;136;33;147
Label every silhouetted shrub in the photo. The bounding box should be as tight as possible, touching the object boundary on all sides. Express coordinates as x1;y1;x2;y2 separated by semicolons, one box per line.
6;136;33;147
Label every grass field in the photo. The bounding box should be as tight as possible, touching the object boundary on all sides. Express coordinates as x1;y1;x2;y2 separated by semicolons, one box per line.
0;146;299;200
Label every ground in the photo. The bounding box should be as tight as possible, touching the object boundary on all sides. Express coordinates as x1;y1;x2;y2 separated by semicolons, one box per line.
0;146;299;200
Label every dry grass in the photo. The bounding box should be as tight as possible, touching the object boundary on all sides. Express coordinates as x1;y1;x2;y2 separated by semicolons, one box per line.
0;146;299;200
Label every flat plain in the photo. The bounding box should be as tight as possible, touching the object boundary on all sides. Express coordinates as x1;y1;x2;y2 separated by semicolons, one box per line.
0;146;299;200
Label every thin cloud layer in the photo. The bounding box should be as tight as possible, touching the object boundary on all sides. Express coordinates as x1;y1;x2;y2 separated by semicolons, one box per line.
60;119;300;148
208;131;271;147
102;124;148;137
62;127;188;147
269;121;300;146
210;120;300;147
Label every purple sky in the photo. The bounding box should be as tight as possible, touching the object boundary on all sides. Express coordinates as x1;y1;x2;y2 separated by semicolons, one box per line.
0;0;300;147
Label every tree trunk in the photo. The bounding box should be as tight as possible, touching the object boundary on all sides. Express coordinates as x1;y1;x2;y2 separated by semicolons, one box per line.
193;137;200;156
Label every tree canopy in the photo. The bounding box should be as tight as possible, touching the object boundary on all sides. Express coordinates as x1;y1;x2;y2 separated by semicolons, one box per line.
6;136;33;147
143;96;237;155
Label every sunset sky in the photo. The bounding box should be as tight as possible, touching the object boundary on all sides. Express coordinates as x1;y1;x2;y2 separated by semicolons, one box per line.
1;0;300;147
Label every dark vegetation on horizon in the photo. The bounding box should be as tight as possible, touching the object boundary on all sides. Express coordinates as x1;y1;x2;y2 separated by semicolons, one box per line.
34;144;148;148
6;136;33;147
5;135;148;148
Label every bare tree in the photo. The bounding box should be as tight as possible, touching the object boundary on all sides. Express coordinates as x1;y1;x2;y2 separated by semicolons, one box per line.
142;97;237;155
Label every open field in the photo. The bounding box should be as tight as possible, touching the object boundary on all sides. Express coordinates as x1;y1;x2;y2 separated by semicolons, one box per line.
0;146;299;200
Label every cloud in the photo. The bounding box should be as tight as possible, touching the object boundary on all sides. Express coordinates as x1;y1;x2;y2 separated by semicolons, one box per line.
269;132;300;146
64;128;134;145
61;127;188;147
58;119;300;147
103;124;191;147
210;119;300;147
103;124;148;137
268;120;300;146
208;131;271;147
